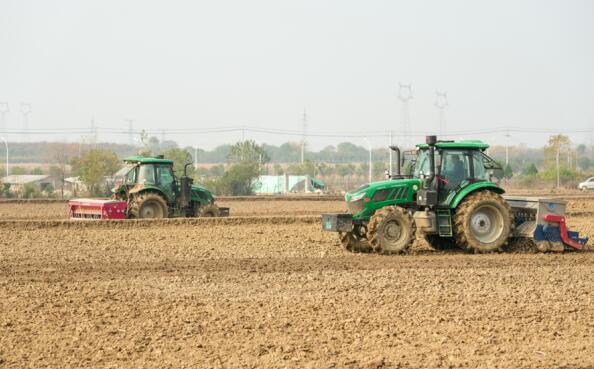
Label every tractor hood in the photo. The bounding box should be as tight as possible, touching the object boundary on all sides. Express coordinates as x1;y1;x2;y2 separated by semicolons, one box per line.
345;178;422;219
345;178;422;202
191;184;215;202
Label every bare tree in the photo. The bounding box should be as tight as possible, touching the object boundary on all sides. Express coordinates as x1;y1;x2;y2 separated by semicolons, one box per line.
50;143;73;199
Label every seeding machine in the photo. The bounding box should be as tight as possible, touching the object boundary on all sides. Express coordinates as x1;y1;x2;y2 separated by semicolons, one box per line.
322;136;588;253
69;155;229;220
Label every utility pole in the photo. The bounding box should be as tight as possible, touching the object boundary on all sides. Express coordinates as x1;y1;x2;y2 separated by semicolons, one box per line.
194;146;198;170
90;118;97;147
0;136;8;177
556;142;561;188
363;137;372;183
20;103;31;142
301;108;307;164
504;129;511;166
389;130;393;175
397;83;413;148
434;92;448;136
0;102;8;134
126;119;134;146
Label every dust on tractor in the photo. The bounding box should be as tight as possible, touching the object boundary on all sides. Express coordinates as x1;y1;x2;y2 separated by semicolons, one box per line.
322;136;588;254
69;155;229;220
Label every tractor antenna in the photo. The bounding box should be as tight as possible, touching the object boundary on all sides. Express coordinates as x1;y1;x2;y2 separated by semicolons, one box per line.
20;103;31;142
434;92;448;136
0;102;8;134
397;83;413;148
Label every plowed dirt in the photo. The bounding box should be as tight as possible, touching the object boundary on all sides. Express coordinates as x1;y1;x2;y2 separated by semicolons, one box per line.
0;197;591;220
2;212;594;368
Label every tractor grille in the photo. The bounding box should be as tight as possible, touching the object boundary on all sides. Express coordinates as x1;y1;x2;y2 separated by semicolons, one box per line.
347;199;365;214
389;186;409;200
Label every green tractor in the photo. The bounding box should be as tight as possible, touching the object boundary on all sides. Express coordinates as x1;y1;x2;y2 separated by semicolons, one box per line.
110;155;228;219
322;136;587;253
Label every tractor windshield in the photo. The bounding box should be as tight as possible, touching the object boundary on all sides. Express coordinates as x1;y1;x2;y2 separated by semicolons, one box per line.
112;164;136;186
413;149;441;178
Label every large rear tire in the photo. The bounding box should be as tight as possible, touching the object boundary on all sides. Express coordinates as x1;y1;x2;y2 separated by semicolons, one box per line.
129;192;168;219
367;206;415;254
453;191;512;253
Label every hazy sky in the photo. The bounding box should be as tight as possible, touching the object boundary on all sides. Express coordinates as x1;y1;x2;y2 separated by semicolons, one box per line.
1;0;593;150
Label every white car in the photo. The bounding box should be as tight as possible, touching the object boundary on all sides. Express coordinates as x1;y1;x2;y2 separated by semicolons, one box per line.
578;177;594;191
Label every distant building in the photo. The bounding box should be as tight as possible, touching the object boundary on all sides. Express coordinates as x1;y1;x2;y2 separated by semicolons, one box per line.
252;174;326;194
1;175;54;197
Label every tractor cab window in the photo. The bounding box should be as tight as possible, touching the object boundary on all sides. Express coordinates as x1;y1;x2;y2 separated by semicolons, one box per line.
441;150;488;189
113;164;136;186
414;149;441;178
156;165;175;187
441;151;469;189
137;164;156;184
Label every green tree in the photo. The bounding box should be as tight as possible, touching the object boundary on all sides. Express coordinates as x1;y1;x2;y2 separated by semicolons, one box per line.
23;183;41;198
209;164;225;177
71;150;120;195
228;140;270;164
503;164;513;179
523;163;538;176
163;148;195;177
273;163;284;175
30;167;43;175
213;162;260;195
11;167;27;175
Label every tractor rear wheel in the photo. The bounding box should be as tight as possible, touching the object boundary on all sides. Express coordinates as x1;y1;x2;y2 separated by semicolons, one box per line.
453;191;512;253
367;206;415;254
424;235;458;250
129;192;168;219
197;203;221;217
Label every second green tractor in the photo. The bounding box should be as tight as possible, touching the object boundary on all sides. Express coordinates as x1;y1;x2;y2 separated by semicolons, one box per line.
322;136;513;254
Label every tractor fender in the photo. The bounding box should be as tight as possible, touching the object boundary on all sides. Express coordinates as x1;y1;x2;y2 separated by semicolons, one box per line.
449;182;505;209
129;186;168;202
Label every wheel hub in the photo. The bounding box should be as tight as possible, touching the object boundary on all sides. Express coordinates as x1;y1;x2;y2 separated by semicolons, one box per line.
384;221;402;241
470;205;503;244
141;203;158;218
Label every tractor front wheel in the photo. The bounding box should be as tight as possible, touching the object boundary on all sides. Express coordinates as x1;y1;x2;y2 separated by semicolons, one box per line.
367;206;415;254
197;203;221;217
129;192;168;219
453;191;512;253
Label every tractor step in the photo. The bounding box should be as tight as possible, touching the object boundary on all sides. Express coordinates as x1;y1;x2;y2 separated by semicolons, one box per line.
69;199;128;220
436;208;453;237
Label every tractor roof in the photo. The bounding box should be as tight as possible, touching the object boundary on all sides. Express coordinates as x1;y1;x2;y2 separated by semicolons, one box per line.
416;140;489;150
123;155;173;165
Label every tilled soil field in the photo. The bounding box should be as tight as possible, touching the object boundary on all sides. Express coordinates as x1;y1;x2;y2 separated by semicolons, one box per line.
0;196;592;220
1;197;593;368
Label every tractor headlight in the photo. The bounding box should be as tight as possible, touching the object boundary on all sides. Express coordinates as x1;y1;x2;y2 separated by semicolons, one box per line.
350;192;366;202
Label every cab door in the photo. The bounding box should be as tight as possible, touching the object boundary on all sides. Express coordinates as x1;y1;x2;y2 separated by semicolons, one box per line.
156;164;176;203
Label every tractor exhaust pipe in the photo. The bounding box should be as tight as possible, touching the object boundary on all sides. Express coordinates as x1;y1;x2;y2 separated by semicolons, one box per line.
425;135;437;189
180;162;194;208
389;145;401;176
